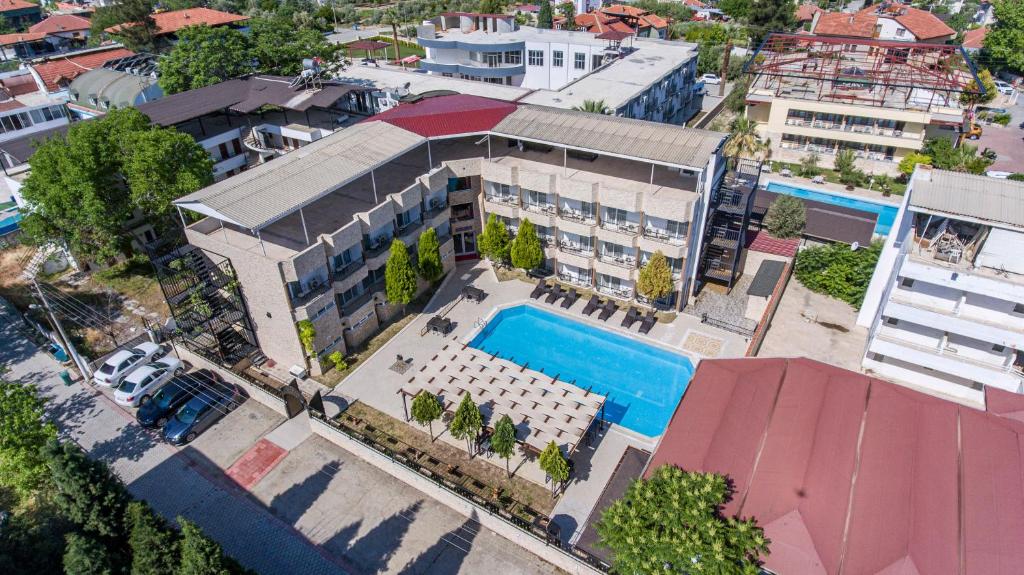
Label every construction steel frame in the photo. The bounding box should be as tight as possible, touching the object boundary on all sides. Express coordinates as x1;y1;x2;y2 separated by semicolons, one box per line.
743;33;982;111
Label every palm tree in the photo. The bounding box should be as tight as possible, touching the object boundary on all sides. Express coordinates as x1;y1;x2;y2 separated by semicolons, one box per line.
723;116;767;161
572;99;608;114
383;8;402;63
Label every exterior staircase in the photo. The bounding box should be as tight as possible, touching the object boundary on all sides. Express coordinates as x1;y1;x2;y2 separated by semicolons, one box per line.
19;243;58;281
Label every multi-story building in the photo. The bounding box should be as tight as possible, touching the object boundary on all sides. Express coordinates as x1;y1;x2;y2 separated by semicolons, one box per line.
417;19;702;124
169;95;726;375
858;167;1024;406
745;34;976;175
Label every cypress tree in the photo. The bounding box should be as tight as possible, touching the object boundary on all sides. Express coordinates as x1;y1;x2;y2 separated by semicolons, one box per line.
385;239;418;309
510;218;544;271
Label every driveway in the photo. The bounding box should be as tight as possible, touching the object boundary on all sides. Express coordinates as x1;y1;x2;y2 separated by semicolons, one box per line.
973;92;1024;173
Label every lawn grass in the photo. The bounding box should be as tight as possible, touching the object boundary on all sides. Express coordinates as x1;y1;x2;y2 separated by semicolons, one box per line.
771;161;907;196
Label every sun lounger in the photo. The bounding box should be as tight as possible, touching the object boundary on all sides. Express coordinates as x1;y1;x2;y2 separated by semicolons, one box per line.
560;288;579;309
598;300;618;321
638;310;657;334
581;295;600;316
620;307;639;328
529;279;548;299
545;284;565;304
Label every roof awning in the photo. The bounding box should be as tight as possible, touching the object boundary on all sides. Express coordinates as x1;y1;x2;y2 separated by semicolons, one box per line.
347;40;390;51
596;30;632;41
400;55;421;64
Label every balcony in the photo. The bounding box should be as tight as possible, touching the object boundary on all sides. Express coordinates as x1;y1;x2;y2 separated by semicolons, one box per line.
641;227;687;246
291;278;332;308
333;259;366;284
868;334;1022;392
599;221;640;236
558;241;595;257
396;219;424;243
598;252;637;270
521;202;556;215
708;226;742;247
419;58;524;78
597;284;634;300
364;235;394;259
340;287;378;318
484;194;519;207
558;209;597;225
558;273;593;288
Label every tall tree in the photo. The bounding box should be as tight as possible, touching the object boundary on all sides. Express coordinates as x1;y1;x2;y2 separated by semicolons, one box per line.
385;239;418;309
448;394;483;458
637;251;674;302
478;213;511;262
490;414;517;478
63;533;114;575
157;25;253;94
177;518;231;575
558;1;574;21
382;8;402;63
410;391;443;441
250;17;340;76
417;227;443;282
960;68;997;107
723;116;767;160
538;0;553;29
596;466;770;575
985;0;1024;74
127;502;179;575
764;195;806;238
538;441;569;497
44;440;129;538
747;0;796;44
478;0;508;14
718;0;752;21
0;379;57;496
106;0;160;52
509;218;544;270
124;129;214;225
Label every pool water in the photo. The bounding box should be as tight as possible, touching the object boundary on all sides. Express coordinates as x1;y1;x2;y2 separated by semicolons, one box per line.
468;305;694;437
765;182;899;236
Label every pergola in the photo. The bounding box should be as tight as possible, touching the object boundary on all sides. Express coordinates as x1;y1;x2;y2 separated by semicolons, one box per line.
398;339;606;457
346;39;392;62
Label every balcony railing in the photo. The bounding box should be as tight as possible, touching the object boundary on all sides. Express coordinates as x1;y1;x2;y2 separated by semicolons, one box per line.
559;273;593;287
340;286;378;317
423;201;448;220
599;221;640;236
291;278;331;308
539;236;556;248
558;241;595;257
364;235;394;258
598;253;637;269
558;209;597;224
485;194;518;206
397;219;424;242
597;284;634;300
521;202;556;215
642;227;687;246
333;259;366;283
874;332;1021;374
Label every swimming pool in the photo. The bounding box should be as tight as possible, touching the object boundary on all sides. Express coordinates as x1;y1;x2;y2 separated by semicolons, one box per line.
765;182;899;236
468;305;694;437
0;211;22;235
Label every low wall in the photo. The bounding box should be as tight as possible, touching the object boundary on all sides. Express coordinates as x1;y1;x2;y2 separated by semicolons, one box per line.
177;347;289;417
745;259;794;356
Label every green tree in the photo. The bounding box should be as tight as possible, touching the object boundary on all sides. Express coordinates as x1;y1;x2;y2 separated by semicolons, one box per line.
923;138;993;174
448;394;483;457
898;152;932;177
127;502;179;575
44;440;129;537
157;25;253;94
0;379;57;496
798;152;821;178
250;17;340;76
538;0;553;28
718;0;752;20
382;8;402;63
747;0;795;43
63;533;114;575
177;518;230;575
596;465;770;575
417;227;443;282
296;320;316;356
557;1;574;21
124;129;214;224
960;68;997;106
984;0;1024;74
833;148;856;174
636;251;673;302
509;218;544;270
410;391;443;441
764;194;806;238
103;0;159;51
478;213;511;262
723;116;767;160
795;240;882;308
385;238;418;309
491;414;517;478
1009;173;1024;182
478;0;508;14
571;99;608;114
538;440;569;497
874;173;894;196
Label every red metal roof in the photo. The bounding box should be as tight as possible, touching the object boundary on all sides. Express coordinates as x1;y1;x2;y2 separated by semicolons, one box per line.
0;99;24;112
346;39;390;51
106;8;248;36
29;14;91;34
648;358;1024;575
963;26;988;50
369;94;517;138
31;47;135;92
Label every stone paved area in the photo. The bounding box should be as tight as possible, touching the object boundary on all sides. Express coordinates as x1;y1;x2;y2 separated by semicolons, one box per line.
689;275;758;332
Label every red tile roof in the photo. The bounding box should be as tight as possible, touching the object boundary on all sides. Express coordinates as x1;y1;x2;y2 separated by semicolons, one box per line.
0;0;37;13
574;12;634;35
31;47;134;92
746;230;800;257
0;31;46;46
894;7;954;40
106;8;248;37
369;94;517;138
963;26;988;49
0;99;24;112
29;14;91;34
796;3;822;21
681;0;706;7
648;358;1024;575
813;12;878;37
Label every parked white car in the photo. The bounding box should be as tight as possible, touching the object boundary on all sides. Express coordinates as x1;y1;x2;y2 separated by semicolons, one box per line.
994;80;1015;96
114;355;184;407
93;342;165;387
700;73;721;85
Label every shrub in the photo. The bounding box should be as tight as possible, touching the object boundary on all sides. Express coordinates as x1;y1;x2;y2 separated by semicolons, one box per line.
327;351;347;371
417;227;443;282
509;218;544;270
994;113;1012;126
764;195;806;239
478;213;510;262
637;251;674;301
798;152;821;178
385;238;417;307
296;320;316;356
794;241;882;308
898;152;931;177
1009;173;1024;182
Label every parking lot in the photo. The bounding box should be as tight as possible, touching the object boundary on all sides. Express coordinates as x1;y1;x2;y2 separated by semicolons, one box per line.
972;92;1023;174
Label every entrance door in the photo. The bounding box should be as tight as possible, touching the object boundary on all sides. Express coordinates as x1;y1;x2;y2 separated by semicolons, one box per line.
453;231;478;261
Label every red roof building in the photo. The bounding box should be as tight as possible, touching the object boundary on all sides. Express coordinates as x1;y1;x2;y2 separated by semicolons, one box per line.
0;0;37;13
813;2;954;42
573;11;634;35
29;13;91;35
368;94;517;138
30;47;134;92
813;12;878;38
963;26;988;50
796;3;823;22
106;8;248;37
648;357;1024;575
0;31;46;46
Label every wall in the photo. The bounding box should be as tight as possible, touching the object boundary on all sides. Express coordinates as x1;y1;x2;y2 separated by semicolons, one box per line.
523;40;602;90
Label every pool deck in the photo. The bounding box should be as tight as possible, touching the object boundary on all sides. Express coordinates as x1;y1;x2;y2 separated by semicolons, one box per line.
762;174;902;206
327;260;749;543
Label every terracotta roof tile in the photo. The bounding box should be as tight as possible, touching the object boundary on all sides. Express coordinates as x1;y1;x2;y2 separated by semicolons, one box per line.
106;7;248;37
0;99;24;112
0;0;37;13
963;26;988;49
0;72;40;96
0;31;46;46
29;14;91;34
894;7;954;40
31;47;135;92
796;3;822;21
813;12;878;38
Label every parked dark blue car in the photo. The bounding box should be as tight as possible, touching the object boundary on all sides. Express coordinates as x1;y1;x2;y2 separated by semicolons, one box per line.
162;380;241;445
136;369;222;428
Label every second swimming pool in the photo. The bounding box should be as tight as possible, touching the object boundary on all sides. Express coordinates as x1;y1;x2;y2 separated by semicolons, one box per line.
765;181;899;236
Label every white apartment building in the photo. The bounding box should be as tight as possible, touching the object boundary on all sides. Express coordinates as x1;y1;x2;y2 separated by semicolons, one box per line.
417;21;701;124
858;168;1024;406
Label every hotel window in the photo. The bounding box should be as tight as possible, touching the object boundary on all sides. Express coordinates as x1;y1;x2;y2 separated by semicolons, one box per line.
505;51;521;65
528;50;544;66
552;50;563;67
574;52;586;70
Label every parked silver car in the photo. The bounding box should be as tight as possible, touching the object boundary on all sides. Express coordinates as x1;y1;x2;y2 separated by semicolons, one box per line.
114;355;184;407
92;342;165;387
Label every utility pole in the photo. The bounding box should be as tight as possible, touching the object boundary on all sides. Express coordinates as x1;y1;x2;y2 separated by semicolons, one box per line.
33;280;91;381
718;39;732;98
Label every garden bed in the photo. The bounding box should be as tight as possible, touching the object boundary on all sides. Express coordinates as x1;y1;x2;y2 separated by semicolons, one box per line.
771;161;907;195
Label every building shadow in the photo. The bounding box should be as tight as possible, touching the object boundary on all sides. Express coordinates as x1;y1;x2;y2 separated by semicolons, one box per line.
268;462;341;526
567;420;611;484
325;500;423;574
400;511;480;575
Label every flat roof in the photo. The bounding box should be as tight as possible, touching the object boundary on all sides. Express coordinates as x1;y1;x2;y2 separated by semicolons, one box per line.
427;25;619;47
332;65;531;101
754;189;876;245
492;105;724;170
648;357;1024;575
909;168;1024;231
174;121;425;230
746;259;785;297
521;39;696;110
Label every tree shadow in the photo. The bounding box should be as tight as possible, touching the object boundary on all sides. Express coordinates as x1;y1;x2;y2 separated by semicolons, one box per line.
326;500;423;574
549;513;577;546
268;462;340;526
90;419;162;463
43;387;102;434
400;510;480;575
